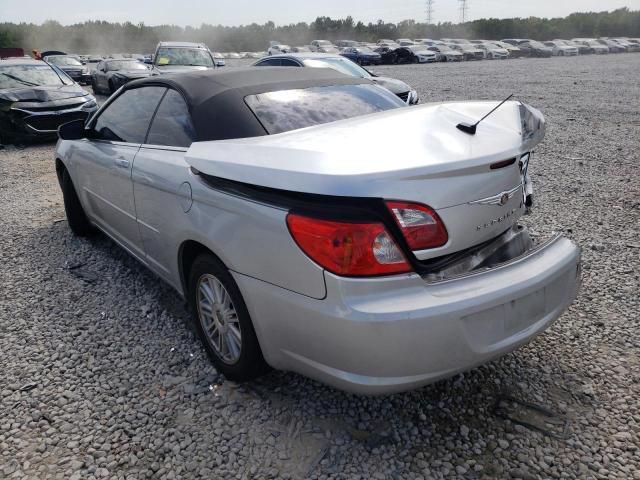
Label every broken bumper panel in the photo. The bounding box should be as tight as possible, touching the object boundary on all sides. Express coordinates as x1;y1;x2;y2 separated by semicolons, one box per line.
234;234;581;395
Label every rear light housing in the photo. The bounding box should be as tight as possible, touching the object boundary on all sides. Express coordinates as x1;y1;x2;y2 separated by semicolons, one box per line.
386;201;448;250
286;213;411;277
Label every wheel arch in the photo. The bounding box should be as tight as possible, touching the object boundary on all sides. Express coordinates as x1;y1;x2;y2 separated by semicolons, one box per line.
55;158;66;185
178;240;226;296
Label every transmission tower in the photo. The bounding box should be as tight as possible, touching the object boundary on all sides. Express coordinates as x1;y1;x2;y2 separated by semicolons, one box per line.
426;0;435;25
459;0;469;23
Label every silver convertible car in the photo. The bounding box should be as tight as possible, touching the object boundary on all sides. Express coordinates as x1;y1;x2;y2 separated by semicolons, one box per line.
55;68;581;394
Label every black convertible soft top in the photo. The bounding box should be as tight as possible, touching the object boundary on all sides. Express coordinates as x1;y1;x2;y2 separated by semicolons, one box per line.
124;67;371;141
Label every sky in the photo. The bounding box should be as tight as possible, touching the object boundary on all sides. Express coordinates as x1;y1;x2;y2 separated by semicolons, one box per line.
1;0;639;26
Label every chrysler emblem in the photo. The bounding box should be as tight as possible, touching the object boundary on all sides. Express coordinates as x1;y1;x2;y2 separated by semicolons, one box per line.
468;184;522;207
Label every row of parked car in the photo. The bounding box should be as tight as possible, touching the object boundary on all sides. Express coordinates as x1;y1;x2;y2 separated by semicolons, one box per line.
2;32;638;144
0;40;422;144
267;36;640;64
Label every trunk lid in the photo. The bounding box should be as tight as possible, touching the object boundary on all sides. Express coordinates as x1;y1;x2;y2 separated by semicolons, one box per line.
186;100;544;260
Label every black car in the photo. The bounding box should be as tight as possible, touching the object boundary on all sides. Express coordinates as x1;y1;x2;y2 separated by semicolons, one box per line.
44;55;91;84
91;59;152;94
0;58;97;144
374;46;398;64
252;53;419;104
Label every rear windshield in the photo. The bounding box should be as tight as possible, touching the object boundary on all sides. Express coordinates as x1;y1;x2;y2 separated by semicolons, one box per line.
245;84;405;135
0;64;66;88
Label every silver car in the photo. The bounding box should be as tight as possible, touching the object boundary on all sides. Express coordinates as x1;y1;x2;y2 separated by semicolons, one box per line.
55;68;581;395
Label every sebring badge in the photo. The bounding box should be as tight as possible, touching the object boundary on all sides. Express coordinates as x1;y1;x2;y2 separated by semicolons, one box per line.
475;208;518;231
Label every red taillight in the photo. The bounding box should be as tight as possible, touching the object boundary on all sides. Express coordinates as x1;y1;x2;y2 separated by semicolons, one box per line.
386;201;448;250
286;213;411;277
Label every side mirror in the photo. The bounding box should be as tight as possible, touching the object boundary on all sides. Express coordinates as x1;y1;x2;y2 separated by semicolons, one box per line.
58;119;87;140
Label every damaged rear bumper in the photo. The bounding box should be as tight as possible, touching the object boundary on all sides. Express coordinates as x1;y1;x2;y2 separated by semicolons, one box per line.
234;231;581;395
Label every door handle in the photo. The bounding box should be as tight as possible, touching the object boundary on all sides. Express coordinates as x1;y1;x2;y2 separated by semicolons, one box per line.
115;158;130;168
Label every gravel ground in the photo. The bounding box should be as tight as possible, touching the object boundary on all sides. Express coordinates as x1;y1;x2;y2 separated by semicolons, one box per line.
1;53;639;480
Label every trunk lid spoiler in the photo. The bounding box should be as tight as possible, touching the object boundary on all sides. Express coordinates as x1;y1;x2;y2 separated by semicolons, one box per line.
186;100;544;209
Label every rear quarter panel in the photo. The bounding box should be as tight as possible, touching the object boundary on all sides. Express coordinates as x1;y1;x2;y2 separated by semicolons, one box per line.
184;174;327;300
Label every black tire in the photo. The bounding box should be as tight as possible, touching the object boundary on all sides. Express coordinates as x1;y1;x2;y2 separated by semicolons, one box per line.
188;254;268;382
60;168;93;236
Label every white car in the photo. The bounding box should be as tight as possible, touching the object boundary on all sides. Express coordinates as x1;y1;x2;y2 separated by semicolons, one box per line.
427;45;464;62
543;41;579;56
54;68;581;395
476;42;510;59
572;38;609;54
310;40;336;53
268;43;290;55
405;45;438;63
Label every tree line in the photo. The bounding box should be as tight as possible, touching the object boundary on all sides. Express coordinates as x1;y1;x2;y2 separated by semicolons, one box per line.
1;8;638;54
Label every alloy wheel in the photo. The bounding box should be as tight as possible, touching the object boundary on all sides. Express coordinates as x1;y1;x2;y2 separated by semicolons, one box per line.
196;274;242;364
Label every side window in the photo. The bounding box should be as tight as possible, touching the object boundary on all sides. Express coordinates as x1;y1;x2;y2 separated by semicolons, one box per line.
146;89;196;148
280;59;300;67
96;61;103;71
256;58;279;66
92;87;166;143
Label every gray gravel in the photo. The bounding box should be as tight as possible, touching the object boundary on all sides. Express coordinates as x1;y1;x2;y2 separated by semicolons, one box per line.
1;53;639;480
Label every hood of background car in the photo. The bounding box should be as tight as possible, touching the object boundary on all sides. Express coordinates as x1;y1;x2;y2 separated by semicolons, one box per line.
0;84;88;102
370;76;410;94
153;65;213;74
113;69;152;78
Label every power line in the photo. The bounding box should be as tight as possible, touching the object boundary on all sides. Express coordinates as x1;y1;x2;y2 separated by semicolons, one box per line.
459;0;469;23
426;0;435;25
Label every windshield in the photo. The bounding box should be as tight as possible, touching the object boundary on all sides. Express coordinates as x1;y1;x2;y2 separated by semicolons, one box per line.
48;56;83;67
586;40;601;46
245;84;405;135
315;41;332;46
356;47;375;54
409;45;430;52
436;45;455;53
0;64;66;88
107;60;148;71
155;47;214;67
303;58;371;78
527;40;546;48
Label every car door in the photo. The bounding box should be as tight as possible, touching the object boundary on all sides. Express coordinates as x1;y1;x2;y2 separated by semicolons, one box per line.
132;88;196;283
92;61;103;88
343;48;356;60
96;61;108;91
74;86;167;260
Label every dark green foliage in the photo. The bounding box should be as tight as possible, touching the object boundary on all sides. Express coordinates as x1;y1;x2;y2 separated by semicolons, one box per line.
0;8;638;53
